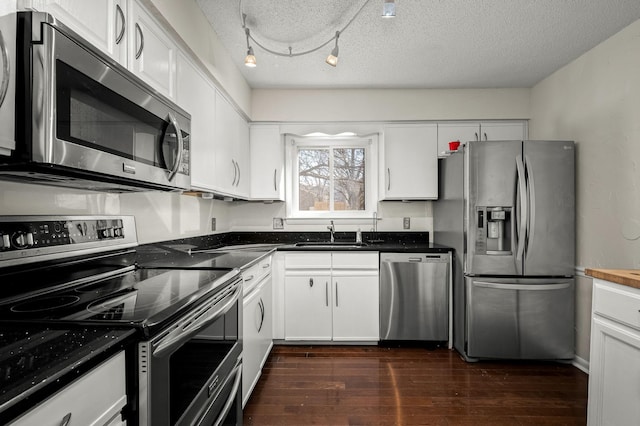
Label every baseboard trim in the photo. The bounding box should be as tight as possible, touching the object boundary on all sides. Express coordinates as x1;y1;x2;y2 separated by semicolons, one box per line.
573;355;589;374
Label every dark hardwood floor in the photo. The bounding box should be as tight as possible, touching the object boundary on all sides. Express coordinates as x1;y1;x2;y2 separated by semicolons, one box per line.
243;345;588;425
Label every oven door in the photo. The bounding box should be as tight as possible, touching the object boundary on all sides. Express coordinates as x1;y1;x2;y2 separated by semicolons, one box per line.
138;277;243;426
22;12;190;191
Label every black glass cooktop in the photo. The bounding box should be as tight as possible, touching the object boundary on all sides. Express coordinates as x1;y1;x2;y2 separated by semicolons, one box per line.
0;268;239;336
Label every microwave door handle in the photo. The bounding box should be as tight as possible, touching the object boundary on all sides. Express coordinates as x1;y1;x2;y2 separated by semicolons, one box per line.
0;29;9;107
166;112;184;182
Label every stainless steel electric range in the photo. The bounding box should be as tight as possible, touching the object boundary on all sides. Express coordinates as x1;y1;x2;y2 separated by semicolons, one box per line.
0;216;245;426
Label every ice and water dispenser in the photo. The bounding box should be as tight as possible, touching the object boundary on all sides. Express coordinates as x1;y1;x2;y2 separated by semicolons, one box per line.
475;207;512;254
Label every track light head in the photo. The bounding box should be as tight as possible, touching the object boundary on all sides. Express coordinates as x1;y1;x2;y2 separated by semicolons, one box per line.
244;46;257;67
382;0;396;18
326;31;340;67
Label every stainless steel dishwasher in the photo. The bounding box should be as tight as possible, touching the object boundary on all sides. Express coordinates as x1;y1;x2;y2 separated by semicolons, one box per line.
379;252;451;341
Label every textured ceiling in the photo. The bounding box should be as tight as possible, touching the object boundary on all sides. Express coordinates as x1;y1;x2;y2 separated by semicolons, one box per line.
196;0;640;89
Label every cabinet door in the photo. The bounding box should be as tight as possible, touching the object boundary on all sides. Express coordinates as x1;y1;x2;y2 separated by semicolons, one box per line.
381;125;438;200
129;0;176;99
250;125;284;201
588;316;640;425
332;273;379;341
242;283;262;407
284;273;332;340
257;277;274;368
27;0;127;65
437;122;479;157
9;352;126;426
176;52;216;191
479;122;526;141
214;92;239;196
234;117;250;198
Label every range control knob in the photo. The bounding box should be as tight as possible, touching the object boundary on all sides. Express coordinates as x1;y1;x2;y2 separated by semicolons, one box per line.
13;232;34;249
1;234;10;250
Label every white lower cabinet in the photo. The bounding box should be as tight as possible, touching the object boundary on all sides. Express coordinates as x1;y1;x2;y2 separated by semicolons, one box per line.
9;351;127;426
588;279;640;425
242;256;273;407
284;252;379;341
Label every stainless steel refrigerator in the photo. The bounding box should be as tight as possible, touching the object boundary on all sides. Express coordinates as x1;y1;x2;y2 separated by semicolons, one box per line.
434;140;575;361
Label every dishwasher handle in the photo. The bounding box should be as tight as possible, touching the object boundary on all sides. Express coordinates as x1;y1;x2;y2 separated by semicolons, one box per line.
380;253;451;264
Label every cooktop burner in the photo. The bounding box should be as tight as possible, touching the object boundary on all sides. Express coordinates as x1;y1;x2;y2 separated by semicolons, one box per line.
10;295;81;313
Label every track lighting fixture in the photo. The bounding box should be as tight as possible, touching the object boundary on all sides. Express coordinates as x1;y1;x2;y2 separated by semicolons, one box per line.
239;0;396;68
325;32;340;67
382;0;396;18
243;27;256;67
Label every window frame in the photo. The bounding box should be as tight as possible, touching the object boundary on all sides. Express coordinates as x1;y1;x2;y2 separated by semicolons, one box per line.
285;134;378;219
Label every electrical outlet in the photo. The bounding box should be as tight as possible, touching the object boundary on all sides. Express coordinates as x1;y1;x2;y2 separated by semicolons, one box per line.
403;217;410;229
211;218;216;231
273;217;284;229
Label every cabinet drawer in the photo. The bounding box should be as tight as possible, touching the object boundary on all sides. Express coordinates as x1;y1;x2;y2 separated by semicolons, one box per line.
10;351;127;426
332;252;379;269
593;280;640;330
243;254;272;295
285;252;331;269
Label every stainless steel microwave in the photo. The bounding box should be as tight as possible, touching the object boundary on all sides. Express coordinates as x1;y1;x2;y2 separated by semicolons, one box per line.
0;12;190;192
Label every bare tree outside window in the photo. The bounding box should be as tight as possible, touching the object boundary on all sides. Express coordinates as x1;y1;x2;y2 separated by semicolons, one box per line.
298;147;365;212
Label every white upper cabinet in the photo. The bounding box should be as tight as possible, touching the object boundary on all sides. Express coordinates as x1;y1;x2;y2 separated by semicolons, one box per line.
214;91;249;199
26;0;128;65
26;0;178;100
479;122;526;141
249;125;284;201
437;121;528;157
176;52;216;192
128;0;176;99
437;122;481;157
380;124;438;200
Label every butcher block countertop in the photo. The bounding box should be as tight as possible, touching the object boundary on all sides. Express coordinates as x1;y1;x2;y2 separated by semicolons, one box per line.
585;268;640;290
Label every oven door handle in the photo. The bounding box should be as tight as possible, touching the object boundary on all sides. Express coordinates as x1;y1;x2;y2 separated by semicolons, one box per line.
212;359;242;426
152;279;242;357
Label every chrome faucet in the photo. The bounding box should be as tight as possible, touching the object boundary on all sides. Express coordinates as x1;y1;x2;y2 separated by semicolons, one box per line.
327;220;335;243
372;211;378;233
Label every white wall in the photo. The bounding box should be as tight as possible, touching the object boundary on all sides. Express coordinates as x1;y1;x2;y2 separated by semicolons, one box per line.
530;18;640;363
252;88;530;122
0;181;230;244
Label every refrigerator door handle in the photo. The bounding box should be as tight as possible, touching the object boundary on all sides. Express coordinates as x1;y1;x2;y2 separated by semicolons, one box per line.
524;155;536;257
515;155;527;262
473;281;572;291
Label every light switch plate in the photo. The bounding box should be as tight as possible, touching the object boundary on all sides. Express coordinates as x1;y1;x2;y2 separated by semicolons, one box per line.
403;217;410;229
211;218;216;231
273;218;284;229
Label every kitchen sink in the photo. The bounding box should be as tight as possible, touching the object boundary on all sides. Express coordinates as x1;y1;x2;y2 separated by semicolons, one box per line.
294;241;368;248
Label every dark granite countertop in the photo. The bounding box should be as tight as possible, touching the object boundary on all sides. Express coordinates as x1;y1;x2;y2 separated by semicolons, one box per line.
0;324;135;424
150;231;453;254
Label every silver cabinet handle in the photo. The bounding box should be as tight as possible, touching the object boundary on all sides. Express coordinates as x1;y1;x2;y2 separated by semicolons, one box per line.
60;413;72;426
273;168;278;191
335;281;339;307
231;160;237;186
309;277;313;287
244;274;254;282
135;23;144;59
0;29;10;108
165;113;184;182
325;281;329;307
236;160;241;187
475;132;479;141
387;168;391;191
262;263;270;269
115;4;126;44
483;132;488;141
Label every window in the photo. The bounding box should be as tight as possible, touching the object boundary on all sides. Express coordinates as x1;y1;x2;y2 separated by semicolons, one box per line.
285;134;378;218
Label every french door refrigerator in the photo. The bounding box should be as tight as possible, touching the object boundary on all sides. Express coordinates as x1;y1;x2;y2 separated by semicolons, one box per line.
434;140;575;361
